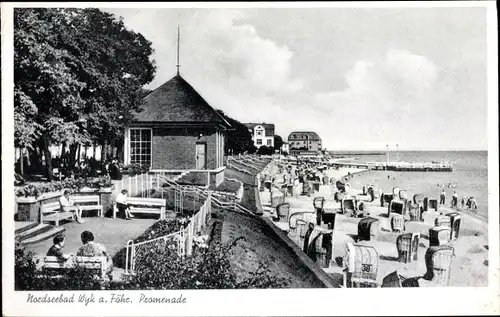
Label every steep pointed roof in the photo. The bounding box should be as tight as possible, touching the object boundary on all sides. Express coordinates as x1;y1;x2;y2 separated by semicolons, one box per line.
132;74;230;127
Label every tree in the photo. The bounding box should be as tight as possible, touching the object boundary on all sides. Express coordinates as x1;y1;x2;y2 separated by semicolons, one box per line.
14;8;156;179
273;135;283;152
216;110;255;155
257;145;274;156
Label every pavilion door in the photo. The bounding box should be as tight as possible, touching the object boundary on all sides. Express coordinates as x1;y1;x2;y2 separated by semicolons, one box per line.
196;143;207;170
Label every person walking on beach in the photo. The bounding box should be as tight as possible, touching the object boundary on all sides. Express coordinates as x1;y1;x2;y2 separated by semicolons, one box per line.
439;189;446;205
451;191;458;208
461;196;465;210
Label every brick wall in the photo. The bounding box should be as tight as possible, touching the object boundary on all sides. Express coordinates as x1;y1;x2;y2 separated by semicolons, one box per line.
152;127;217;170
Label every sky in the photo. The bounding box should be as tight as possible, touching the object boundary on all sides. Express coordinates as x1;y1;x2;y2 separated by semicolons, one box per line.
104;7;488;151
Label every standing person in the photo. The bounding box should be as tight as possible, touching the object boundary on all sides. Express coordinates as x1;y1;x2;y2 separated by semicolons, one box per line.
439;189;446;205
451;191;458;208
116;189;134;220
46;234;73;261
59;190;84;223
461;196;466;210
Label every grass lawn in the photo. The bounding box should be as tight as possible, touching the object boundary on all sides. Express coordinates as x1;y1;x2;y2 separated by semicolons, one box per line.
25;217;157;258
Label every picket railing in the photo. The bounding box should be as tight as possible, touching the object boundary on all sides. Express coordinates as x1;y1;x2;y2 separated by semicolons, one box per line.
125;195;211;274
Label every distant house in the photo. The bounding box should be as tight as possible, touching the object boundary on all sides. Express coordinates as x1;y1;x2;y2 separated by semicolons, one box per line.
125;74;231;186
281;142;290;154
244;123;275;148
288;131;322;152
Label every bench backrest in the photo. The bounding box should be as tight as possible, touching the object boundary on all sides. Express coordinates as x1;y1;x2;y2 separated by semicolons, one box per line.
126;197;166;207
33;256;107;277
40;202;60;212
71;195;100;204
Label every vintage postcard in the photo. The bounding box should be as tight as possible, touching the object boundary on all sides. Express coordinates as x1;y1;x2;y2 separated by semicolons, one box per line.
2;1;499;316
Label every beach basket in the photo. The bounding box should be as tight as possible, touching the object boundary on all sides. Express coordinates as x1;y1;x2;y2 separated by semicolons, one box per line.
423;245;454;286
264;180;272;192
413;194;424;205
391;214;405;232
381;271;420;288
446;212;462;240
435;214;451;228
396;232;420;263
322;212;337;230
345;183;351;193
408;203;422;222
270;190;285;208
357;217;380;241
302;223;316;253
276;203;290;223
260;178;265;192
296;219;309;240
429;226;451;247
341;197;358;216
388;199;409;219
335;180;345;192
380;193;394;207
334;191;345;202
323;176;329;185
313;182;321;192
313;197;326;210
344;243;379;288
424;197;438;211
308;230;333;268
392;186;400;197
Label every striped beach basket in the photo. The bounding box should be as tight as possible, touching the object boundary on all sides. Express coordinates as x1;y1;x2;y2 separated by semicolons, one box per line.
413;194;424;205
424;197;438;211
270;190;284;208
392;186;401;197
391;214;405;232
423;245;454;286
380;193;394;207
357;217;380;241
435;214;451;228
429;226;451;247
341;197;358;216
396;232;420;263
344;243;379;288
276;203;290;223
446;212;462;240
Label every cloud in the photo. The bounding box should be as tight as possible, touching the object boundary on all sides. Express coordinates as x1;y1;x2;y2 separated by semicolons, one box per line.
106;8;487;150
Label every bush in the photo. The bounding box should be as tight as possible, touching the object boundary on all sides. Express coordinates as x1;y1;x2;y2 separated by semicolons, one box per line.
15;176;113;198
15;243;108;291
112;217;190;268
122;237;290;289
123;163;149;177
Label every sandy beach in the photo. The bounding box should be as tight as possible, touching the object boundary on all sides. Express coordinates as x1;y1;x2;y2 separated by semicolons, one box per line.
261;162;489;287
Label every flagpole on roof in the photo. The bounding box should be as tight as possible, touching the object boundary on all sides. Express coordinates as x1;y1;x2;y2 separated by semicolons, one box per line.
176;25;181;75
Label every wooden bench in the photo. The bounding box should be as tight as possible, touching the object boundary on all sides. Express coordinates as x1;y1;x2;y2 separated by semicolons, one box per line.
113;197;166;219
40;202;75;227
71;195;103;217
33;255;108;279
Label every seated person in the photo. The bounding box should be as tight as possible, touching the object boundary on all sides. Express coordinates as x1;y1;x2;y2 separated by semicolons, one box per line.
77;231;113;277
59;189;84;223
116;189;134;220
47;234;73;261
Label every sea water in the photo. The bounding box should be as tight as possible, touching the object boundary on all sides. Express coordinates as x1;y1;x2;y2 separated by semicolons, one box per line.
340;151;488;221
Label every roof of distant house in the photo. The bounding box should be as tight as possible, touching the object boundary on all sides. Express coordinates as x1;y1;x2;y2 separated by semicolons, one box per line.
288;131;321;141
244;123;275;137
132;74;230;127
